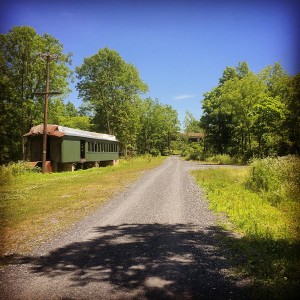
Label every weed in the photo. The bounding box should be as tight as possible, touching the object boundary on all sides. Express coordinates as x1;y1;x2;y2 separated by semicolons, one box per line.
192;160;300;298
246;156;300;205
205;154;242;165
0;161;41;185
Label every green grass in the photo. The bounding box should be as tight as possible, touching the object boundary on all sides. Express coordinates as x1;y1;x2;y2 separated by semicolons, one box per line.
192;164;300;299
0;156;166;258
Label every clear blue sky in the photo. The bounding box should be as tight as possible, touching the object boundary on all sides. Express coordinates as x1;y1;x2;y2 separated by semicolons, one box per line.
1;0;299;127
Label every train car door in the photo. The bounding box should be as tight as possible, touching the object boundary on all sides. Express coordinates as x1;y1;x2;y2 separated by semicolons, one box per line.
80;140;86;159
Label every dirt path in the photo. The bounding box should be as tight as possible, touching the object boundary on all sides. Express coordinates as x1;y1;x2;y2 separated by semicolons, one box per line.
0;156;250;299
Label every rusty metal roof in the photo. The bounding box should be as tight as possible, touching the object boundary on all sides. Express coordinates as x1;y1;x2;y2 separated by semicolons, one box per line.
24;124;118;142
182;132;205;138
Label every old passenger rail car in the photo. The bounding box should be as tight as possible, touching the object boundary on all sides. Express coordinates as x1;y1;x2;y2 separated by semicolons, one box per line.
24;124;119;172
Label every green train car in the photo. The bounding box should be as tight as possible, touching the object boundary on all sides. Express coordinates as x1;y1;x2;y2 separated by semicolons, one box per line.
24;124;119;172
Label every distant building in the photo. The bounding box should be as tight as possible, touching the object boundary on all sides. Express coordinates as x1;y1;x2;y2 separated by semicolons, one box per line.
182;132;205;143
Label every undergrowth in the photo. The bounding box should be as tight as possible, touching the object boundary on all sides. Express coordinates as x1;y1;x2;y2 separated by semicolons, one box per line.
192;156;300;298
0;161;41;185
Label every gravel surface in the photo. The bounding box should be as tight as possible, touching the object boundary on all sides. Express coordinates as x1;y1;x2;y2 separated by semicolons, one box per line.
0;156;250;299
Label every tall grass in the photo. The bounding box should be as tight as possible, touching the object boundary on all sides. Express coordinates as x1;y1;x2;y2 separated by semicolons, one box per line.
205;154;242;165
0;161;41;185
247;155;300;205
192;156;300;298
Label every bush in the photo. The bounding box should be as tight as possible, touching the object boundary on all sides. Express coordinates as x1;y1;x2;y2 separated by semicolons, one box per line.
182;143;204;161
149;148;161;157
205;154;241;165
0;165;13;185
0;161;41;185
246;156;300;204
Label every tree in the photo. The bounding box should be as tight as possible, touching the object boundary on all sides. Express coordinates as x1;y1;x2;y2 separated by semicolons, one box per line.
137;98;180;156
184;111;202;133
76;48;148;155
200;62;297;160
65;101;78;117
201;88;233;155
283;74;300;154
0;26;72;163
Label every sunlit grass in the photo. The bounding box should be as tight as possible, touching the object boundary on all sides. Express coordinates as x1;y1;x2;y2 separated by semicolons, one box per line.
0;156;166;257
192;165;300;298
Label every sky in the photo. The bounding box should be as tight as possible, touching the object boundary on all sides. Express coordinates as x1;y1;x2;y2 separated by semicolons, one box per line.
1;0;300;127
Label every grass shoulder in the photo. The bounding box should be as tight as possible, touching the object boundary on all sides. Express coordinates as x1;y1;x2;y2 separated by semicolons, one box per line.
192;161;300;299
0;156;166;261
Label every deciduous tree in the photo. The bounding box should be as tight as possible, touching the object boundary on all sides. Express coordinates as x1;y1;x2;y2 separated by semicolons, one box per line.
0;26;72;163
76;48;148;154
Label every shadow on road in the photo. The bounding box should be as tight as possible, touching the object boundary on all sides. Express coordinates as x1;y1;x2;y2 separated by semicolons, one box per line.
13;223;252;299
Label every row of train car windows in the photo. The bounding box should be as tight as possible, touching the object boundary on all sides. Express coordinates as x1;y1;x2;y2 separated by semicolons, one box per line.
88;142;118;153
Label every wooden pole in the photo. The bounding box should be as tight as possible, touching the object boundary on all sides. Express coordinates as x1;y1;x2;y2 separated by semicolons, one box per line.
42;54;50;174
34;53;60;173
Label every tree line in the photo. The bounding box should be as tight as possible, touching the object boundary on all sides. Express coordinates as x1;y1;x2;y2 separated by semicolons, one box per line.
0;26;180;163
2;26;298;164
200;62;299;161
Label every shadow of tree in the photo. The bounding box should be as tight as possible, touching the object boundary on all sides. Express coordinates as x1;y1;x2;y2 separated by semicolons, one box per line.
16;223;251;299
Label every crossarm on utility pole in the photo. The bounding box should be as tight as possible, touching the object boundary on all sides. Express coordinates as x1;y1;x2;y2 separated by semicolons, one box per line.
33;53;61;174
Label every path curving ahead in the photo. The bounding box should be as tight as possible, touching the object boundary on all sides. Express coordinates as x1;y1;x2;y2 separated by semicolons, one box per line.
0;156;250;299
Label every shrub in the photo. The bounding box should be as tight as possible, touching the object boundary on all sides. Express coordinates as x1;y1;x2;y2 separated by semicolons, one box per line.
205;154;241;165
0;165;13;185
246;156;300;204
149;148;161;157
182;143;204;161
0;161;41;185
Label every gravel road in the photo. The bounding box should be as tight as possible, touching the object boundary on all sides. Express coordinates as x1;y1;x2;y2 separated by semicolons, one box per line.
0;156;250;299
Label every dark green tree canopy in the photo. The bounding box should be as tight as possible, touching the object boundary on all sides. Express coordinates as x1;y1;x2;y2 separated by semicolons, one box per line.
0;26;73;163
76;47;148;136
201;62;299;159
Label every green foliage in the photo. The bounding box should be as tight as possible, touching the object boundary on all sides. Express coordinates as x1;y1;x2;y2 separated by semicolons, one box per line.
76;47;148;155
137;98;180;156
205;154;241;165
201;61;300;160
247;156;300;205
184;111;202;133
192;163;300;298
0;161;41;185
59;115;92;131
76;48;180;157
181;142;204;161
0;26;73;163
193;166;296;240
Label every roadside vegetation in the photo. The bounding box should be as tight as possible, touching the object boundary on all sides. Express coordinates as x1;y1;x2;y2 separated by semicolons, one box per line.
1;26;180;163
0;156;166;261
192;156;300;298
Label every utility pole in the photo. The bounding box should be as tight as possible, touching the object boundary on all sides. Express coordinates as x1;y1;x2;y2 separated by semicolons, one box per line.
35;53;60;173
